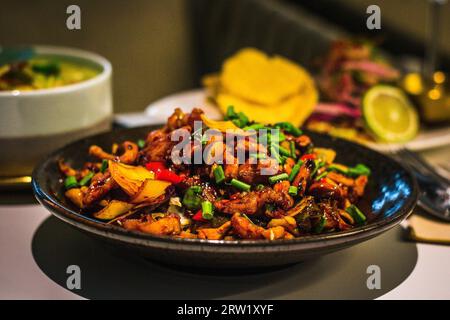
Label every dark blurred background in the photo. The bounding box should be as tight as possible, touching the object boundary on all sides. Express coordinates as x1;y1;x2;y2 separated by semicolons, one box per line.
1;0;448;112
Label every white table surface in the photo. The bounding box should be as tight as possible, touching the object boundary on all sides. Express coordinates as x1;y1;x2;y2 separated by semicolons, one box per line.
1;144;449;300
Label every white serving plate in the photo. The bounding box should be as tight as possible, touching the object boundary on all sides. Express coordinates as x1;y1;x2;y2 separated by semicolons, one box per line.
116;88;450;152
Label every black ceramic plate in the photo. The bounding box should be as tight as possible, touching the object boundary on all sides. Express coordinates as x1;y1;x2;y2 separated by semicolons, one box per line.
32;126;418;269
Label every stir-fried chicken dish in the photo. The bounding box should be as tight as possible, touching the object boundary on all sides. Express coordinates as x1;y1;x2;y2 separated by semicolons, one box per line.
59;107;370;241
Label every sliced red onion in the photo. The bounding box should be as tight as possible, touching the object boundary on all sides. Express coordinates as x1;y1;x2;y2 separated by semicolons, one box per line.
313;103;362;118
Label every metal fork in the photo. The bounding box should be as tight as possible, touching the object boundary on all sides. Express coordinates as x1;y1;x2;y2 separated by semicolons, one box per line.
394;148;450;222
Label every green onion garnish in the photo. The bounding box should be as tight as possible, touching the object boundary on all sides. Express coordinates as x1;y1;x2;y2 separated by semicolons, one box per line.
347;164;371;177
278;146;291;157
183;186;202;210
270;145;282;163
290;141;296;158
213;165;225;184
313;216;326;233
201;201;214;220
256;184;265;191
230;178;251;191
64;176;78;189
79;172;94;186
288;163;301;182
249;153;267;160
315;171;328;181
269;173;289;184
311;160;325;177
225;105;237;120
274;122;302;137
243;123;265;131
346;205;366;225
100;159;108;173
288;186;298;196
137;139;146;149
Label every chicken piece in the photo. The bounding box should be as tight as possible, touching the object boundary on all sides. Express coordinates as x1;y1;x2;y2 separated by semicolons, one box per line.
231;213;264;239
83;171;117;206
177;231;198;239
327;171;355;187
295;135;312;149
124;215;182;236
140;129;174;162
121;219;141;230
214;186;294;215
231;213;286;240
197;221;232;240
119;141;139;164
58;159;77;177
237;162;269;185
167;108;187;131
353;175;368;197
292;159;315;194
89;141;139;164
262;226;286;240
267;216;298;235
308;177;342;200
65;188;84;208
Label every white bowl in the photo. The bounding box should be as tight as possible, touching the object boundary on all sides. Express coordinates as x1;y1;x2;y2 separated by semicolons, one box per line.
0;46;113;179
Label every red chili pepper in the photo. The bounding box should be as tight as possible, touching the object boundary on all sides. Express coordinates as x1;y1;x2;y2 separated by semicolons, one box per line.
145;161;166;173
301;154;316;161
192;210;207;222
145;161;183;184
155;169;183;184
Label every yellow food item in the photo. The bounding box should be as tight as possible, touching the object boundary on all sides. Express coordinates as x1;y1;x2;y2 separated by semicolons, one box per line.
200;114;240;133
204;48;318;127
108;161;154;196
93;200;134;220
131;179;172;204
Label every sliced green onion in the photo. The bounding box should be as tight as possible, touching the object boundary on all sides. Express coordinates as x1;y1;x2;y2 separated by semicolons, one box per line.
288;163;301;182
232;119;242;128
327;163;371;177
190;185;202;193
269;173;289;184
242;213;255;224
213;165;225;184
243;123;265;131
288;186;298;196
237;112;249;127
137;139;146;149
278;146;291;157
314;216;326;233
225;105;237;120
100;159;108;173
347;164;371;177
230;178;251;191
256;184;265;191
183;186;202;210
315;171;328;181
64;176;78;189
290;141;296;158
79;172;94;186
274;122;303;136
270;145;282;164
311;160;325;177
201;201;214;220
346;205;366;225
249;153;267;160
201;133;209;145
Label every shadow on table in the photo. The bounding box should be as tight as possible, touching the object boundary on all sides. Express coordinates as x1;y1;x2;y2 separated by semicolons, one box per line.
0;190;36;205
31;216;418;299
